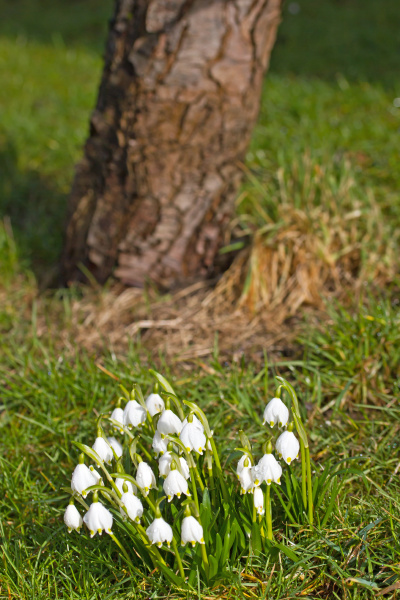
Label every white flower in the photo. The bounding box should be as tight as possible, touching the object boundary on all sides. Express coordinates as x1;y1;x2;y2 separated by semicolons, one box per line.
276;431;300;464
152;431;168;456
163;469;190;501
92;437;113;465
159;452;190;479
83;500;113;537
120;492;143;522
252;453;282;486
236;454;252;476
263;397;289;428
136;462;156;496
254;487;264;515
71;464;98;498
123;400;146;428
182;414;204;431
115;477;136;495
145;393;165;417
238;466;255;494
107;436;123;458
157;409;183;436
64;504;83;532
146;517;173;547
110;407;124;431
181;516;205;546
180;422;206;455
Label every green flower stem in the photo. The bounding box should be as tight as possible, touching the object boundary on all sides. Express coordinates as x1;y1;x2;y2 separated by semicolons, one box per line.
171;538;185;579
137;441;153;463
305;446;314;524
109;532;138;573
200;543;210;578
135;522;166;566
265;486;273;541
189;468;201;517
192;462;205;492
300;439;307;510
209;437;230;504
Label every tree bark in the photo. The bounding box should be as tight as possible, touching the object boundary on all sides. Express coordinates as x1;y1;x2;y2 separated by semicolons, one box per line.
61;0;282;288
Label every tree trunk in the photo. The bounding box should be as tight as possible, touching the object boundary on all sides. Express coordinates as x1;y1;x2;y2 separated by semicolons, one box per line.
61;0;281;288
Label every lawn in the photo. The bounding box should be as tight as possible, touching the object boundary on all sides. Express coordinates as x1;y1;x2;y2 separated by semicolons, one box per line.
0;0;399;598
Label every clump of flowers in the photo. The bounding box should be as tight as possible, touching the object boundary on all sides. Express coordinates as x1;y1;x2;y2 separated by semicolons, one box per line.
63;372;315;584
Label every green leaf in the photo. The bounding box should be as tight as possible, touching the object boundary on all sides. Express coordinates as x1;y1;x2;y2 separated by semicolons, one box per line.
148;370;176;396
250;522;262;556
209;555;219;579
215;533;223;562
276;542;299;562
158;562;188;590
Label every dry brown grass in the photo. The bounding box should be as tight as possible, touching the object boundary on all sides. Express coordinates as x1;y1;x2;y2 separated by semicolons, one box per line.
2;155;398;362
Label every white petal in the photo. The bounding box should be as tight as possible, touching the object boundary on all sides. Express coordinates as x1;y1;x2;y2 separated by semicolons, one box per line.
181;516;205;545
157;410;183;435
64;504;83;531
236;454;252;475
152;431;168;456
179;423;206;454
253;453;282;485
83;502;113;536
136;462;156;495
123;400;147;428
146;517;173;546
107;436;123;458
71;464;97;497
145;393;165;417
120;492;143;521
92;437;113;465
115;477;136;495
263;397;289;428
182;414;204;431
253;487;264;515
110;407;124;429
276;431;300;465
238;467;255;494
163;469;190;501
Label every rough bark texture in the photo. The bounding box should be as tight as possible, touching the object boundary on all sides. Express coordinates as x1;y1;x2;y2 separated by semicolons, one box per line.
62;0;282;288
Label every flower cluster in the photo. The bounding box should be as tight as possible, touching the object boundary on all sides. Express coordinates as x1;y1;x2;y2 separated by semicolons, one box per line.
63;373;313;579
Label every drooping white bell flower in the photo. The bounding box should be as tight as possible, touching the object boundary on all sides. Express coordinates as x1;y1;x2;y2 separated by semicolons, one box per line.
263;397;289;428
123;400;147;428
180;422;206;455
238;464;255;494
64;503;83;532
181;516;205;546
146;517;173;548
145;393;165;417
152;431;168;456
92;437;113;465
157;409;183;436
182;414;204;431
71;463;98;498
236;454;252;476
120;492;143;522
159;452;190;479
110;407;125;431
115;477;136;495
83;497;113;537
136;462;156;496
252;453;282;486
107;436;123;458
275;430;300;464
253;486;264;516
163;468;190;501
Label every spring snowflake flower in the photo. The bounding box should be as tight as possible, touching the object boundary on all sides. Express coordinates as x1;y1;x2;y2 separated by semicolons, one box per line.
146;517;173;547
107;436;123;458
159;452;190;479
181;516;205;546
71;463;98;498
276;430;300;464
136;462;156;496
163;468;190;501
263;397;289;428
83;498;113;537
120;492;143;522
152;431;168;456
182;414;204;431
110;407;124;431
237;455;254;494
145;393;165;417
157;409;183;436
92;437;113;465
115;477;136;495
64;503;83;532
180;422;206;455
236;454;252;475
123;400;146;428
253;453;282;485
253;486;264;515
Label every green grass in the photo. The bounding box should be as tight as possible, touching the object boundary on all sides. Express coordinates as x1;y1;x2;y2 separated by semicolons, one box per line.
0;0;400;597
